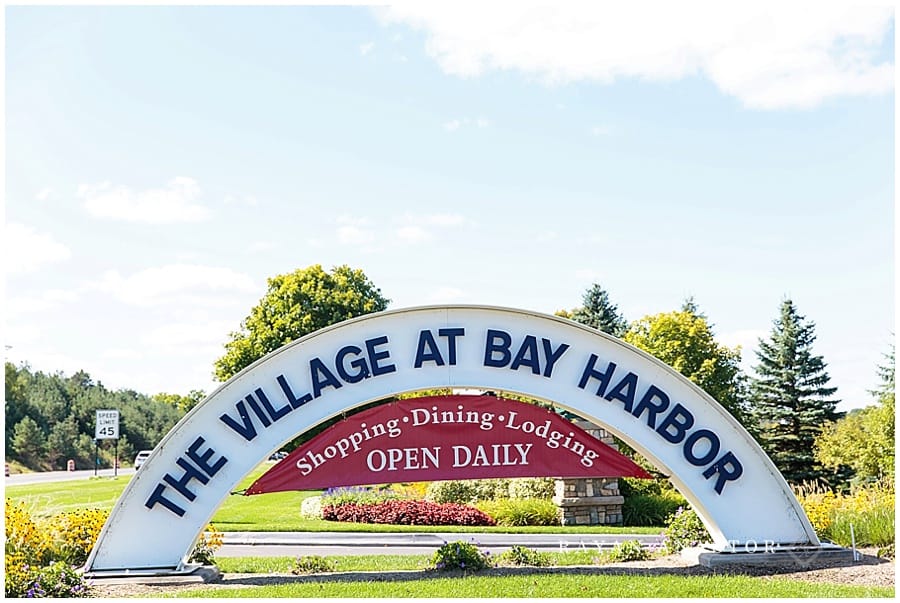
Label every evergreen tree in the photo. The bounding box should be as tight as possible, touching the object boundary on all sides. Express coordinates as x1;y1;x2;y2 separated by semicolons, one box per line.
749;299;840;484
11;417;45;466
569;283;628;337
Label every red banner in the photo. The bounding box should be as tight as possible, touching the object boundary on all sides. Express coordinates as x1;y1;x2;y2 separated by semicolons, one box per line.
245;395;651;495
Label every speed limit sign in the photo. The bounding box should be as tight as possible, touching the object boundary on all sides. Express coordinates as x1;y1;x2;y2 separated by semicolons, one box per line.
95;410;119;439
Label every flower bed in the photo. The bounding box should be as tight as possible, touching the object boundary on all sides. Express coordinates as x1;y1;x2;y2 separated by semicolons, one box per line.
322;499;495;526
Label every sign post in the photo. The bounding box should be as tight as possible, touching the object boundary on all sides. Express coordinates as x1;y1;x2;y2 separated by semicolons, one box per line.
95;410;120;476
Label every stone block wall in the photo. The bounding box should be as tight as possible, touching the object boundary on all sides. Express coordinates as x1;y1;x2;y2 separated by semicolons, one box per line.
553;420;625;526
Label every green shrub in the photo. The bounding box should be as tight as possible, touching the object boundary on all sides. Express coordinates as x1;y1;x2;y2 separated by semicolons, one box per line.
507;477;556;500
472;479;511;501
188;525;223;565
877;543;894;559
321;486;401;507
619;477;664;497
425;481;478;504
608;539;651;562
44;508;109;566
825;505;895;548
292;555;336;574
662;507;711;554
476;498;560;526
494;545;550;567
623;492;685;527
430;540;492;572
425;479;515;504
31;561;90;597
795;481;895;548
300;496;323;519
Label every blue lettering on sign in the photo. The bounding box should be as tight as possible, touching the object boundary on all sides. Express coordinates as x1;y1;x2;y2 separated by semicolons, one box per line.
577;353;743;494
145;436;228;516
483;329;570;378
414;328;465;368
219;335;397;442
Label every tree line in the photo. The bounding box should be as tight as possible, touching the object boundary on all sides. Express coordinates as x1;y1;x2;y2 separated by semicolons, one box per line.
5;264;893;489
5;365;188;470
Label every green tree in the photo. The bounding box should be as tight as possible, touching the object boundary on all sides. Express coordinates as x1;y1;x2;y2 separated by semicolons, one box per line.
561;283;628;337
153;390;206;414
11;416;45;465
214;264;390;381
623;305;749;426
46;415;82;469
815;345;894;482
5;362;33;452
748;299;840;484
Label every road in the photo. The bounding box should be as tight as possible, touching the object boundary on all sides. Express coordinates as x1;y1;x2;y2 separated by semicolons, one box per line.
5;467;135;485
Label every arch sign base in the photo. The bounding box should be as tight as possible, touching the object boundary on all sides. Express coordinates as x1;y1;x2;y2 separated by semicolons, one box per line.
85;305;821;575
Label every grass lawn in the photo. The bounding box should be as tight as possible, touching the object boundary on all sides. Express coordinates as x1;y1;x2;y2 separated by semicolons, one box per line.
216;550;603;574
169;572;894;598
4;469;661;535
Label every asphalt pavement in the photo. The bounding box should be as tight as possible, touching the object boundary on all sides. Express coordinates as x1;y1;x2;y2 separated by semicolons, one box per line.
5;467;135;485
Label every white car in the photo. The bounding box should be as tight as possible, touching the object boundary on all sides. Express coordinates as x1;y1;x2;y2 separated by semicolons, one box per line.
134;450;153;470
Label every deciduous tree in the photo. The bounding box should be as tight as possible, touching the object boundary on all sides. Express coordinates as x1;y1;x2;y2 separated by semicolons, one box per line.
214;264;390;381
623;304;749;426
815;346;894;482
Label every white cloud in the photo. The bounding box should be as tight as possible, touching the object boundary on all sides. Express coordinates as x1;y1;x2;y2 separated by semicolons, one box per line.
574;268;601;281
590;125;612;136
381;3;893;109
393;212;468;244
399;212;466;227
5;222;71;276
360;42;375;56
142;321;234;349
443;117;491;131
79;177;210;223
396;225;431;243
537;230;558;242
223;194;259;207
35;187;54;201
94;264;256;307
7;289;80;315
247;240;276;253
428;286;465;302
102;348;143;360
337;225;376;245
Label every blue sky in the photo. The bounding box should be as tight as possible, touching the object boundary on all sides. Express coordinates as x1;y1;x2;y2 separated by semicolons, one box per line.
4;4;895;412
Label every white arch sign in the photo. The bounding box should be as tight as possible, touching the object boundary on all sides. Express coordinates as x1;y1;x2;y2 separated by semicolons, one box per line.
86;305;818;574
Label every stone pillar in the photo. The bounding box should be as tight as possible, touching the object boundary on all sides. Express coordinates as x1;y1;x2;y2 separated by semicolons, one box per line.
553;421;624;526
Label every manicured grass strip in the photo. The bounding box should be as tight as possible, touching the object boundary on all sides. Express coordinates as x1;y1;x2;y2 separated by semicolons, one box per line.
216;555;433;574
169;573;894;598
214;550;603;574
4;477;131;517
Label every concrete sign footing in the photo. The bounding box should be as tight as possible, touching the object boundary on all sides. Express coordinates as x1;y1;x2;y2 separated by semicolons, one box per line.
682;544;855;569
85;564;222;585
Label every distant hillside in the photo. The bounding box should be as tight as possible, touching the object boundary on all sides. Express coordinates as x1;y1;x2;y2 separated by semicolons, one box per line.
5;362;184;471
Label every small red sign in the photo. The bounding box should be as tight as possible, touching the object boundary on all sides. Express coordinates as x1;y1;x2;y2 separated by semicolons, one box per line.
245;395;651;495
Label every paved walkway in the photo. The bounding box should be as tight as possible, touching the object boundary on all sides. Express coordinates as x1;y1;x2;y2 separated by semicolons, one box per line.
220;531;663;557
